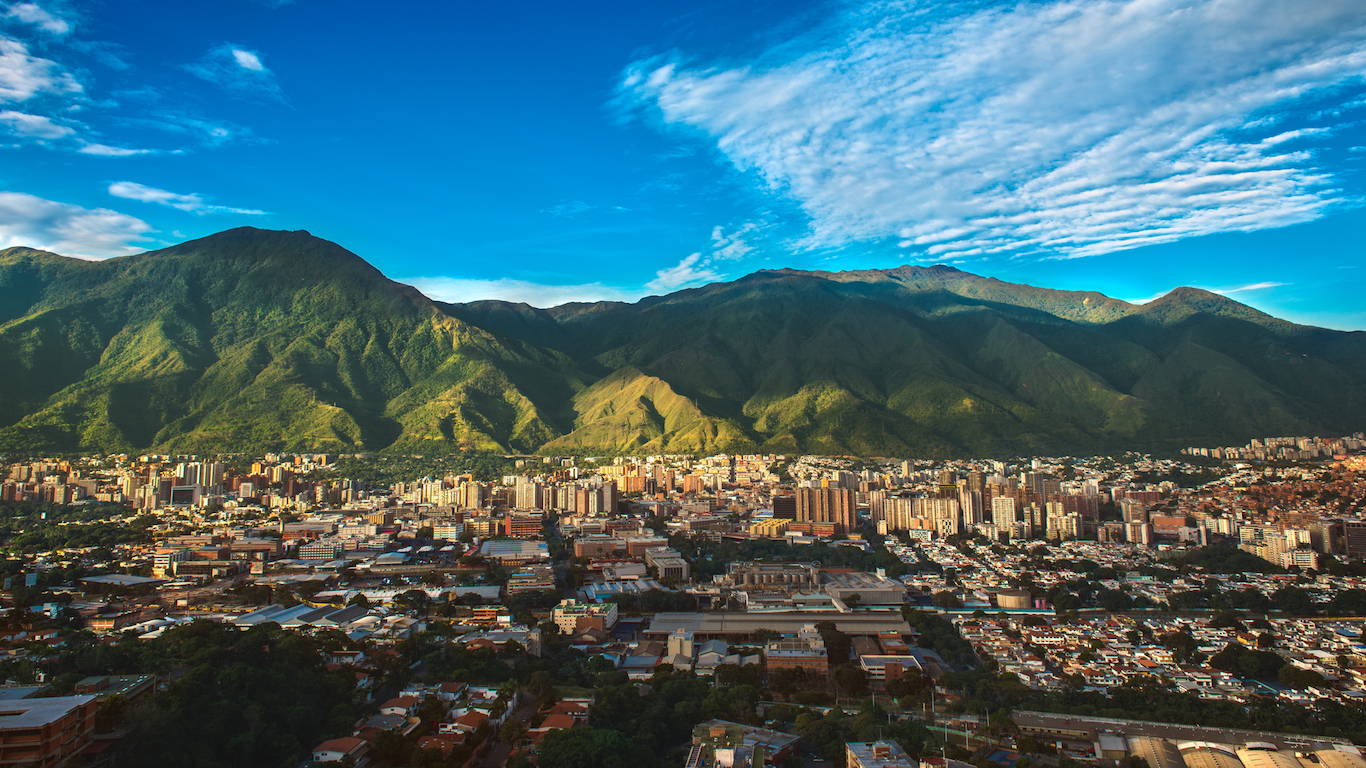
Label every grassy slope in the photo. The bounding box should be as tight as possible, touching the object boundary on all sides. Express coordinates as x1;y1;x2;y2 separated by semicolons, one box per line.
0;229;584;453
454;269;1366;455
3;228;1363;457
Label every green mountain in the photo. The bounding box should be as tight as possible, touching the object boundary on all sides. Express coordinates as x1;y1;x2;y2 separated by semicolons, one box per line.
0;228;584;454
1;227;1362;456
449;266;1366;456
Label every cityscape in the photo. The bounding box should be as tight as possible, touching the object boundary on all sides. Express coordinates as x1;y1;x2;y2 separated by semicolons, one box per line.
0;438;1365;766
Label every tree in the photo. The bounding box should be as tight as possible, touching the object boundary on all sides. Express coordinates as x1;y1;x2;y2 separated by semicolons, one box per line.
1279;664;1326;690
500;717;527;746
832;664;870;698
395;589;431;616
1160;631;1199;664
1272;585;1315;616
814;622;852;664
933;591;964;610
528;670;558;709
1209;611;1245;631
1209;643;1285;679
886;670;928;700
537;728;655;768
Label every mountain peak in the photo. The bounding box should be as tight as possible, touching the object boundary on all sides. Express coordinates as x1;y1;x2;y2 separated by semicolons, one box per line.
131;226;384;275
1135;285;1290;329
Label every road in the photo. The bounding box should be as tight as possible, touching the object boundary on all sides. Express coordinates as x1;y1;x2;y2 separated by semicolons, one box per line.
1011;710;1353;751
474;695;539;768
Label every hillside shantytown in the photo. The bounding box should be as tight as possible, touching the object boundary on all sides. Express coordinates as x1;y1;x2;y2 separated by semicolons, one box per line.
0;438;1365;767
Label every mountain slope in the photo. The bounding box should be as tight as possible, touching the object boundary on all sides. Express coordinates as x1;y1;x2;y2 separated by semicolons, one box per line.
0;228;585;453
2;228;1362;456
451;268;1366;455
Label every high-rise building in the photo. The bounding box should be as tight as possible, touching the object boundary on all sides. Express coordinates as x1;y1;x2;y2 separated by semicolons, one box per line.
967;471;985;496
772;495;797;519
1127;521;1153;547
796;487;856;533
515;479;541;510
1343;521;1366;558
991;497;1017;532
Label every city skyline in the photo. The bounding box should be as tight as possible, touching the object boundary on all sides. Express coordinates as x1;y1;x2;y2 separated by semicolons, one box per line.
0;1;1363;329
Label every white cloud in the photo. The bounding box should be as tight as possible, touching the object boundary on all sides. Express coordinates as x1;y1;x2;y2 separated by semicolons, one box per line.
621;0;1366;261
541;200;593;217
645;252;724;293
0;108;69;137
5;3;71;35
709;222;759;261
402;276;634;308
78;142;154;156
108;181;267;215
0;35;79;103
1120;292;1167;305
230;48;264;72
185;43;284;101
638;221;767;294
1211;281;1289;294
0;190;152;258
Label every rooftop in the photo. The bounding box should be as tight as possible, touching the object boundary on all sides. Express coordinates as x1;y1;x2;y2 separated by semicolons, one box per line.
0;695;94;729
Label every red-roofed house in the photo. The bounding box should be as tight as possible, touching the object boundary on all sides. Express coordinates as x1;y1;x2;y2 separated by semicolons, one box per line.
542;701;588;722
443;710;489;734
437;681;468;702
379;695;419;717
416;733;464;759
312;736;369;764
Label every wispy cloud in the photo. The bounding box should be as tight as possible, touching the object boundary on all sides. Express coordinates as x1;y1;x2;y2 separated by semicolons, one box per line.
0;15;263;155
4;3;72;36
122;110;256;148
621;0;1366;262
0;190;152;258
0;35;80;103
185;43;284;102
541;200;594;217
1124;280;1289;304
645;252;723;293
402;276;634;308
108;181;267;215
1211;281;1289;294
78;142;154;156
0;108;69;138
1120;292;1168;305
643;220;767;293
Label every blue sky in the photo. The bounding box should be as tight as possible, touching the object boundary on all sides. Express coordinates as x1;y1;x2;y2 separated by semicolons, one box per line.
0;0;1363;329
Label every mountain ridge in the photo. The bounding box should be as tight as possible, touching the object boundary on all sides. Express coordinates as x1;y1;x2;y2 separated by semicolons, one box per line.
0;227;1360;457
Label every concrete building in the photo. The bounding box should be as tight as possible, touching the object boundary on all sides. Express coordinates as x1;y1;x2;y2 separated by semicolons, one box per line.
994;589;1033;610
1129;736;1187;768
764;625;829;676
0;695;97;767
822;571;908;606
1180;744;1245;768
1237;748;1304;768
644;547;690;582
723;562;820;590
796;487;855;533
847;740;917;768
551;599;618;635
1317;750;1366;768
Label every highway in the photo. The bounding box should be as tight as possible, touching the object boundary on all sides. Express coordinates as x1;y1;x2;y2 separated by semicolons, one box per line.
1011;711;1353;751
